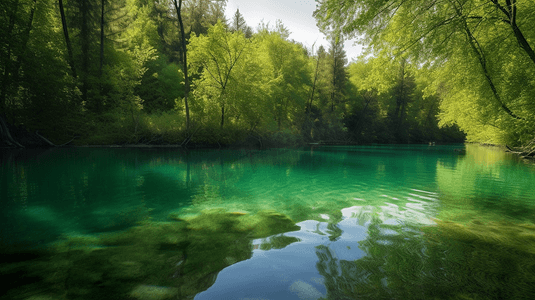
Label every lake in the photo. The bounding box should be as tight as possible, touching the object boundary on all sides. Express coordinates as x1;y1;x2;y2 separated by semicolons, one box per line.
1;144;535;299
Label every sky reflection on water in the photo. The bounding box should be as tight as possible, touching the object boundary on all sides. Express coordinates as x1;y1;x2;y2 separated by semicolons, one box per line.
196;199;435;300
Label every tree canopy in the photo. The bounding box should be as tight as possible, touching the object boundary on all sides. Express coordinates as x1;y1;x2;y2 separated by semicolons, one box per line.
1;0;466;147
314;0;535;146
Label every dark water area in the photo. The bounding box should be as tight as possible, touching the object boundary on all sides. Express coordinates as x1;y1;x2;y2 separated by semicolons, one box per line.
1;144;535;299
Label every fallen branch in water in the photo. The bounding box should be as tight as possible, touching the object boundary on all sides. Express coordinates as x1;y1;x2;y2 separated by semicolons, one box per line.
35;130;56;147
506;139;535;159
58;135;77;147
35;131;77;147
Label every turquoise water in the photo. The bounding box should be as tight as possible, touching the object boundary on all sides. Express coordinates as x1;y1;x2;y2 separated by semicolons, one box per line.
1;144;535;299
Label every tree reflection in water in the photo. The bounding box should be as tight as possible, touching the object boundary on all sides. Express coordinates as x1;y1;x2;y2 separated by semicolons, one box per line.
314;212;535;300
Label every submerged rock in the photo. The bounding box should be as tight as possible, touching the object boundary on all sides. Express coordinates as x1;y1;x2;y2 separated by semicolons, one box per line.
177;208;300;238
252;210;301;238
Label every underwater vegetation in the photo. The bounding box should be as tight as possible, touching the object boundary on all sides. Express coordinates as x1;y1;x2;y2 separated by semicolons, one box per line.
419;219;535;300
258;235;302;251
0;209;300;300
2;204;535;300
315;218;535;300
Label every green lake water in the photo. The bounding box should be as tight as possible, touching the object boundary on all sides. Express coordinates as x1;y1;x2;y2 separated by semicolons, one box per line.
1;144;535;299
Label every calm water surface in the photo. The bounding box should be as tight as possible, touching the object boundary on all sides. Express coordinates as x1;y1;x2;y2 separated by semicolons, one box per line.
1;144;535;299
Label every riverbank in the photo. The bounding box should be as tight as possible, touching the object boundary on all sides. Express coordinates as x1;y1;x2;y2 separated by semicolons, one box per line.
4;117;531;161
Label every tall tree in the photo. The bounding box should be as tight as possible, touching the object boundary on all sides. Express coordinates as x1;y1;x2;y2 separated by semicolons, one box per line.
388;59;416;141
230;8;245;32
80;0;91;107
184;0;228;36
327;36;347;113
188;21;249;129
307;44;325;113
99;0;105;79
0;0;37;118
0;0;20;116
256;29;311;131
173;0;190;131
229;8;251;37
59;0;76;78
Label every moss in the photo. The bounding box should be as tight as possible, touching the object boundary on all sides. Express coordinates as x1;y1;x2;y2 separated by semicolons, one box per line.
99;221;188;247
259;235;301;250
176;208;300;239
184;208;245;232
32;222;189;299
108;259;145;280
129;285;179;300
421;220;535;299
426;219;535;254
251;210;301;238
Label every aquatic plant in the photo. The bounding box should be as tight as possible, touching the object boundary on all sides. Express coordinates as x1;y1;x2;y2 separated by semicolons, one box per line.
259;235;301;250
0;208;301;300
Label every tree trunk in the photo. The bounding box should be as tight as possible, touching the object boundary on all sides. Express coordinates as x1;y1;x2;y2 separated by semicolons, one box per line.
0;115;23;148
458;9;523;120
11;0;36;80
307;52;321;113
80;0;89;107
35;130;56;147
1;0;36;117
397;59;406;128
59;0;77;78
0;0;20;115
173;0;190;132
331;54;337;112
97;0;105;112
510;22;535;67
99;0;104;78
491;0;535;67
221;104;225;129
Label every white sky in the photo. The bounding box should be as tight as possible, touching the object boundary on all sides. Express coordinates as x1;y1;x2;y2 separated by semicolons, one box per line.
224;0;363;62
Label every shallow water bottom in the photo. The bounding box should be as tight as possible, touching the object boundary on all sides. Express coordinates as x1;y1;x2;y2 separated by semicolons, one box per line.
2;207;535;300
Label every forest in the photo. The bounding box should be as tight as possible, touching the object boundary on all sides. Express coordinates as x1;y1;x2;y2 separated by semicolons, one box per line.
1;0;532;149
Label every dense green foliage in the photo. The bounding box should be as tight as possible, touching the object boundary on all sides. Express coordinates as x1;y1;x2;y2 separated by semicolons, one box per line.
315;0;535;146
1;0;465;147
